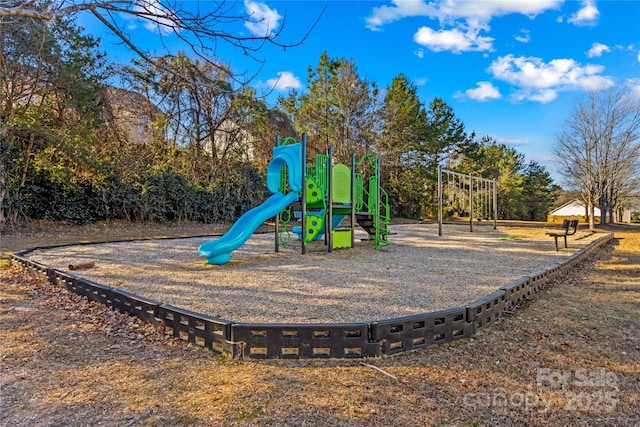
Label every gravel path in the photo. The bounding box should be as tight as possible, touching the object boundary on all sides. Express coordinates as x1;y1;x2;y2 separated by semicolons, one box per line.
23;223;602;324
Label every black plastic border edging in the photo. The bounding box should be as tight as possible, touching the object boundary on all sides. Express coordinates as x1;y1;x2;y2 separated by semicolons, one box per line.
371;306;473;355
231;322;379;359
9;232;614;359
157;304;239;356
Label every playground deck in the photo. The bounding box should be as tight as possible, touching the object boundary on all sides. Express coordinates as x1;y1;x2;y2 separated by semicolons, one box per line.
22;223;603;324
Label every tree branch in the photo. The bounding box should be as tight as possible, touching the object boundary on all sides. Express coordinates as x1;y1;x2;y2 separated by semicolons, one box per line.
2;0;325;89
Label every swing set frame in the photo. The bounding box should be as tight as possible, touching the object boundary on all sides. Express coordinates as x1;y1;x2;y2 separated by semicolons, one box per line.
437;166;498;236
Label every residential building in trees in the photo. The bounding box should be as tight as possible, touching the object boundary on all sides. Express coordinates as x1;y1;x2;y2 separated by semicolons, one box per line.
102;87;165;145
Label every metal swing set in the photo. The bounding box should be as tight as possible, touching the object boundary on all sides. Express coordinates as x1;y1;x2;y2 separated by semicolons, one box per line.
437;166;497;236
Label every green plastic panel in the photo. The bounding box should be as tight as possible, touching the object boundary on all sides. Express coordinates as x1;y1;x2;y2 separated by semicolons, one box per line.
332;163;351;203
305;213;324;243
332;229;352;249
305;176;324;204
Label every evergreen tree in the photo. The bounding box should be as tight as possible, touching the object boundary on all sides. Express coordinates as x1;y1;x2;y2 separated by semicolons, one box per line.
332;58;380;162
456;137;543;220
1;13;108;225
379;74;426;218
278;52;380;163
297;52;340;155
521;161;560;221
420;98;474;217
425;98;474;172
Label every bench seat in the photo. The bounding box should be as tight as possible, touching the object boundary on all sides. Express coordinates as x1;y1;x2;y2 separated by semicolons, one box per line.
546;219;579;251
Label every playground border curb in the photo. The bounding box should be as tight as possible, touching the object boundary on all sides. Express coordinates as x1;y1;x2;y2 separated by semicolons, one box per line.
10;231;614;359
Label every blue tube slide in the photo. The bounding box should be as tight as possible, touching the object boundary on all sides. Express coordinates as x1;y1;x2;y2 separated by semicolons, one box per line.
198;191;299;265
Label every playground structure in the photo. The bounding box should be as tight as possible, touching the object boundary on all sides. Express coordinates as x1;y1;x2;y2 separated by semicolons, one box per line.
11;156;615;359
437;167;497;236
198;134;390;264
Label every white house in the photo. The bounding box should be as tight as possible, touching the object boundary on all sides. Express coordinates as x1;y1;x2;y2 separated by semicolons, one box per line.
547;199;601;223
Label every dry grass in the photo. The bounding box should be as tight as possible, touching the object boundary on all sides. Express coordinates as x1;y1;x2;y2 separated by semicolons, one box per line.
1;221;639;426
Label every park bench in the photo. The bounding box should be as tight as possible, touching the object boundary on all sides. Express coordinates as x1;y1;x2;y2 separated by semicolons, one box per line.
546;219;579;251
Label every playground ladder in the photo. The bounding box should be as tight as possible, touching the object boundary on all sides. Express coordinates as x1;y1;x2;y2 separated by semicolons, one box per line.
370;179;390;249
352;154;390;250
354;180;390;249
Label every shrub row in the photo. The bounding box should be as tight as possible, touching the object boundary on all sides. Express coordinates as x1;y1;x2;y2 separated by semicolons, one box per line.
8;164;268;225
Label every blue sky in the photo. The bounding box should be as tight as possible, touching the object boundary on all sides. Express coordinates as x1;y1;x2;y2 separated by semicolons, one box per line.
81;0;640;184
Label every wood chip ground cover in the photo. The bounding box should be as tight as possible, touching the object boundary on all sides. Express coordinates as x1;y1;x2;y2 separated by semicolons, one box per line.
15;223;604;324
1;221;639;426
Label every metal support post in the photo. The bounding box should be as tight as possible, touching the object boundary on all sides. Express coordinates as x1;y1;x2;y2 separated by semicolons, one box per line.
469;174;474;232
438;166;443;236
493;179;497;230
327;147;333;253
301;133;307;255
351;152;356;248
274;134;280;253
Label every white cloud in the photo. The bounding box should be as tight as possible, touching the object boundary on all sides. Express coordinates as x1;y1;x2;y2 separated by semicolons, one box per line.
463;81;501;101
125;20;139;31
496;136;531;147
244;0;281;36
437;0;562;21
626;79;640;102
366;0;562;31
568;0;599;26
368;0;561;54
414;77;429;86
528;89;559;103
266;71;301;91
487;54;615;103
366;0;437;31
515;29;531;43
414;48;425;58
413;25;494;53
586;42;610;58
133;0;175;35
637;49;640;63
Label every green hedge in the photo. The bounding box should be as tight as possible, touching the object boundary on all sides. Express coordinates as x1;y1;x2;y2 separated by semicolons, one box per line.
13;163;268;225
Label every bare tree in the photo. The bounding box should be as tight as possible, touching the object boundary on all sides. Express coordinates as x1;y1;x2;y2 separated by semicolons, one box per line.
554;86;640;228
0;0;320;83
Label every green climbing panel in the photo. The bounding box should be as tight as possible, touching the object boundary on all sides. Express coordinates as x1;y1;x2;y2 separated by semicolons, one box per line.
305;213;324;243
305;176;323;204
